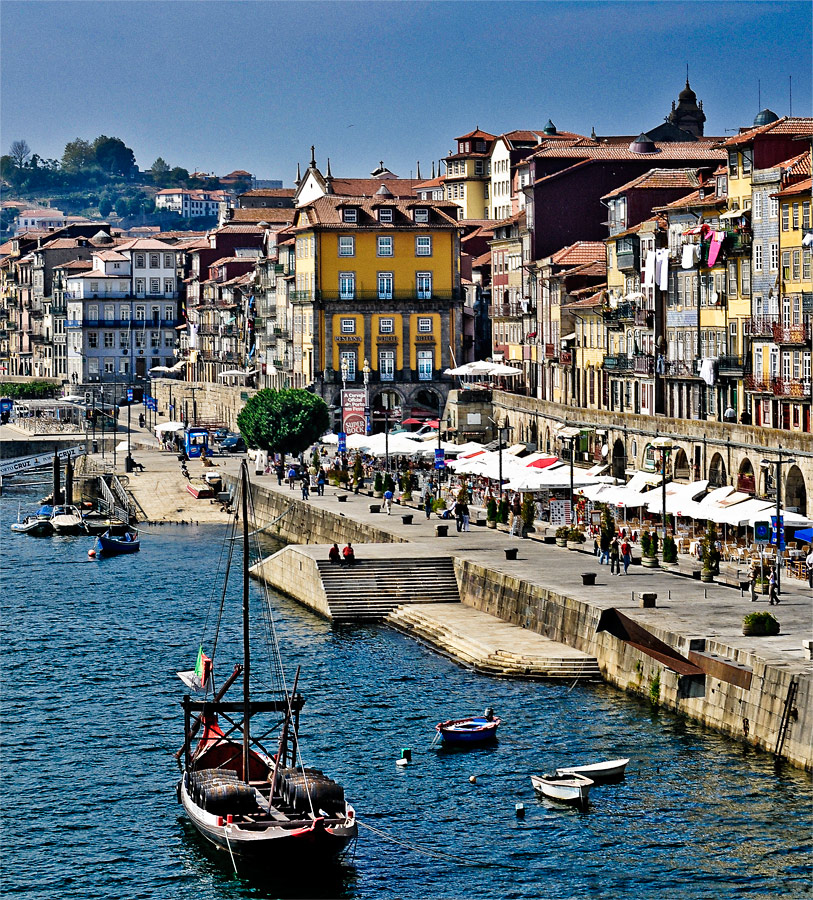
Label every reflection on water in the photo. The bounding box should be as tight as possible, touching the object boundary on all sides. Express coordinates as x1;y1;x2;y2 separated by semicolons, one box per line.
2;485;811;899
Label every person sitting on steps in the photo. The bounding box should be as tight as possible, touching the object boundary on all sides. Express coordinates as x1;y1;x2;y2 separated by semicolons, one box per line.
328;543;341;565
342;542;356;567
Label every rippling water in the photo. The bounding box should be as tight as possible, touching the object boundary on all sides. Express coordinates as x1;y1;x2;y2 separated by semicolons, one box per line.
2;484;811;899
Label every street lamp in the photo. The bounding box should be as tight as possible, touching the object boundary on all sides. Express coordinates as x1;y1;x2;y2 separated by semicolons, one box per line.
382;393;391;472
362;358;371;436
653;437;673;546
761;455;796;597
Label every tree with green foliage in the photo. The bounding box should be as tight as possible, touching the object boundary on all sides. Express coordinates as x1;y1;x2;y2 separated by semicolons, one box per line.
0;206;20;234
169;166;190;186
0;381;57;400
93;135;136;176
98;196;113;217
701;520;721;574
114;197;129;217
150;157;171;184
236;388;329;456
521;493;535;531
62;138;95;173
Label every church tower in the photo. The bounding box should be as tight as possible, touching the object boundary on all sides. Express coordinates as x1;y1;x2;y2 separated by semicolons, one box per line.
667;79;706;137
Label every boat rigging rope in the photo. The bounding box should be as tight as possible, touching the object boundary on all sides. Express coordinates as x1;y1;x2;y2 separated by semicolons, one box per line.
356;821;524;870
222;825;238;875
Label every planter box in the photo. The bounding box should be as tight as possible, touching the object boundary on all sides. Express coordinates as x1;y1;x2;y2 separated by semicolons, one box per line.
567;541;585;551
486;520;497;529
402;514;413;525
581;572;597;586
642;556;660;568
556;538;568;548
701;570;714;583
369;504;381;513
436;524;448;537
505;548;519;561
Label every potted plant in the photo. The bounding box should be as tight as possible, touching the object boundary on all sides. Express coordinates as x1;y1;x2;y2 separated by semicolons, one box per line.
486;498;498;528
521;493;536;535
555;526;569;548
352;456;364;494
662;534;678;566
566;527;586;550
497;498;509;527
642;530;660;568
700;520;720;582
401;470;413;503
383;472;395;495
742;611;780;636
373;471;384;498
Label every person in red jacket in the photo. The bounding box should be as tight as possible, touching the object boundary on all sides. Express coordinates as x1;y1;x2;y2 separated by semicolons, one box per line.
342;542;356;567
621;537;632;575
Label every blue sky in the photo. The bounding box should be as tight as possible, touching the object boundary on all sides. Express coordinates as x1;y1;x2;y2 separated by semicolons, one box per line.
1;1;810;184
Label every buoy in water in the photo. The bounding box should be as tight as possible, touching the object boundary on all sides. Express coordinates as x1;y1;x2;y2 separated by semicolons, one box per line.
400;748;412;763
88;548;96;558
469;775;477;784
396;758;409;767
515;803;525;817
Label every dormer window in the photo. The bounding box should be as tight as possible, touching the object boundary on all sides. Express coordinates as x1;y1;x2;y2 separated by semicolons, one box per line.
414;208;429;223
343;208;357;223
378;208;393;223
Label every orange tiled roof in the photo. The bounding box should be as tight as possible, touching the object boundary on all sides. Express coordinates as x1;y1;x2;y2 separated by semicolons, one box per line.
456;128;497;141
415;176;446;189
550;241;606;266
602;168;701;200
239;188;295;198
566;289;606;309
531;141;724;161
288;195;460;230
776;176;812;198
229;208;295;224
721;116;813;147
325;177;421;198
470;251;492;267
55;259;94;271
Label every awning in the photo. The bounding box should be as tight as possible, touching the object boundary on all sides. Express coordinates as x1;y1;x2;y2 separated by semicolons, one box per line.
555;425;581;439
585;462;610;477
720;208;751;220
561;332;576;343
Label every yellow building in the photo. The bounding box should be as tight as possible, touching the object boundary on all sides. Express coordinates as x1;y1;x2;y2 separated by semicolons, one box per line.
442;129;496;220
287;188;463;429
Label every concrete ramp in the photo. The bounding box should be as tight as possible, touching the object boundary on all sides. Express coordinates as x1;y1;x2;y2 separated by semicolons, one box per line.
252;544;460;621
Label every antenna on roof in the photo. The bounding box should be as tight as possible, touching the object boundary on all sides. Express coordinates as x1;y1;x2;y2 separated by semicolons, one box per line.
789;75;792;116
758;78;761;111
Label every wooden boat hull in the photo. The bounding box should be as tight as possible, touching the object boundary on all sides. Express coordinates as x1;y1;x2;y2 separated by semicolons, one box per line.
556;757;630;782
437;716;500;745
10;517;54;536
180;776;357;864
531;773;593;806
96;532;140;555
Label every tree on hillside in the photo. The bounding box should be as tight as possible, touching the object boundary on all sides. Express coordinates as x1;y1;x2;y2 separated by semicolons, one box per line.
168;166;190;186
114;197;129;217
150;157;170;183
99;196;113;217
236;388;330;456
62;138;95;173
93;135;136;176
9;140;31;170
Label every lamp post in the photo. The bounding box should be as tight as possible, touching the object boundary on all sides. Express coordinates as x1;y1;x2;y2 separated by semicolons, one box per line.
653;437;673;546
569;434;576;523
383;393;390;472
761;455;796;597
362;358;371;435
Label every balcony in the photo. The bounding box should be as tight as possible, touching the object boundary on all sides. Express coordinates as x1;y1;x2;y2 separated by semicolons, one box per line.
771;378;811;399
744;316;775;338
316;289;460;303
616;249;639;272
493;302;525;318
290;291;314;303
634;308;654;327
273;326;289;337
603;302;635;327
725;231;752;254
744;374;771;393
634;354;654;375
717;355;748;377
772;323;810;345
664;359;695;377
603;354;632;372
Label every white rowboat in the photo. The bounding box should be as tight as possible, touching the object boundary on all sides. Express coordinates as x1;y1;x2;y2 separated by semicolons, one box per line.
531;772;594;806
555;757;630;781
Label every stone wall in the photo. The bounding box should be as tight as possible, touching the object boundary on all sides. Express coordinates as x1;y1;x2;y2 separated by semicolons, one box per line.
251;546;330;617
152;381;255;431
454;558;811;770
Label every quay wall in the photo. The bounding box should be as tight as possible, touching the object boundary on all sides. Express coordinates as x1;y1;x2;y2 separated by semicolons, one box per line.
251;546;331;618
454;559;811;770
153;381;255;431
221;476;811;769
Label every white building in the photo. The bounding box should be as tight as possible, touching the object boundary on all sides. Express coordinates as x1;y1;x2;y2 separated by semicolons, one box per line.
154;189;233;219
65;240;180;384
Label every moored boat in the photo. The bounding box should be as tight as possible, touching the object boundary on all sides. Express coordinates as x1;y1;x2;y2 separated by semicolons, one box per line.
555;757;630;782
10;515;54;536
531;772;594;806
177;462;357;869
436;709;500;745
50;504;85;534
95;529;140;555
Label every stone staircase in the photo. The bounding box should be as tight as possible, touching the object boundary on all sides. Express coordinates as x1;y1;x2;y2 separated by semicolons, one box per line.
316;557;460;621
386;604;602;680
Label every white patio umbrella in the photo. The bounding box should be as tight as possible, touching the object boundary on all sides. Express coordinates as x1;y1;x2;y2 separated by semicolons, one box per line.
445;361;496;376
155;421;185;434
484;362;522;376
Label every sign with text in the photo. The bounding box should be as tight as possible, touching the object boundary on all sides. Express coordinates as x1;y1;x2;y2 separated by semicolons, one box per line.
341;390;367;435
337;432;346;453
550;498;571;527
770;516;786;550
753;521;770;544
434;448;446;470
126;389;133;402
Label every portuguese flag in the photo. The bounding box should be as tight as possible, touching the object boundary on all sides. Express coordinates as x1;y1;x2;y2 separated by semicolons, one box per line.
194;645;213;688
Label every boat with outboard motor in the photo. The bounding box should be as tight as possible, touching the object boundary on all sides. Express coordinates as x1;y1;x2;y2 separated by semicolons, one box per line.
50;504;85;534
436;708;500;745
95;529;140;556
176;461;357;868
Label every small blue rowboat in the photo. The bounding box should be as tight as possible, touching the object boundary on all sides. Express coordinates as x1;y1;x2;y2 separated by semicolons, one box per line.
436;711;500;746
96;529;140;556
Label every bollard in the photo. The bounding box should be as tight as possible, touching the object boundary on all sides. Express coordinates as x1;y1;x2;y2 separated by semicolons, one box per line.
638;592;657;608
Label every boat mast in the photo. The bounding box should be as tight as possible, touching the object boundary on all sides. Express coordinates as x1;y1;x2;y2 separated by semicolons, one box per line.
241;462;251;782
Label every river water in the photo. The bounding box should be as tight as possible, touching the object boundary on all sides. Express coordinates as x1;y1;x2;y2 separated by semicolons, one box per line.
2;484;810;899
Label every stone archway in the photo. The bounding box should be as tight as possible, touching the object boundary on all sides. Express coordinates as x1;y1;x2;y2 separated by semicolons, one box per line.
672;447;690;482
612;438;626;481
413;387;442;418
737;457;755;495
785;464;807;516
544;426;551;453
708;452;727;488
370;388;403;433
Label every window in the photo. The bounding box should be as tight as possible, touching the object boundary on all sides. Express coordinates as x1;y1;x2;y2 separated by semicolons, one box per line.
782;251;791;280
104;304;115;320
90;282;99;294
340;318;355;334
151;331;160;348
769;197;778;218
417;349;433;380
379;317;394;333
148;278;159;294
803;249;811;280
339;273;355;300
88;332;98;348
753;192;762;219
135;254;145;268
474;160;484;175
793;250;801;280
782;204;789;231
135;305;145;320
135;278;145;294
742;149;752;174
151;305;160;322
415;236;432;257
378;208;393;223
769;242;779;272
164;279;174;294
119;358;129;375
803;201;811;229
792;203;800;230
727;150;738;177
104;332;114;348
377;236;393;257
377;272;393;300
742;261;751;295
414;208;429;223
164;305;174;320
379;350;395;381
164;253;173;268
417;316;432;333
754;244;763;272
338;236;355;257
104;359;115;374
149;254;159;268
342;208;357;223
88;357;99;375
339;350;356;381
416;272;432;299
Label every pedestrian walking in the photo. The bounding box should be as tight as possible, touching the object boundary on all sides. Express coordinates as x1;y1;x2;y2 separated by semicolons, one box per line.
424;492;433;519
454;500;463;532
460;501;470;532
301;479;309;500
610;537;621;575
807;549;813;590
599;531;610;565
621;537;631;575
317;470;326;496
287;466;297;490
510;495;523;536
768;566;779;605
749;568;758;602
383;488;394;515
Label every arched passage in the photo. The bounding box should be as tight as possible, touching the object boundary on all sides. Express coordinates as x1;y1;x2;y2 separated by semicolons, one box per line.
544;426;551;453
785;465;807;516
371;389;403;433
737;457;755;494
708;452;727;488
672;447;690;482
412;388;442;418
612;439;626;481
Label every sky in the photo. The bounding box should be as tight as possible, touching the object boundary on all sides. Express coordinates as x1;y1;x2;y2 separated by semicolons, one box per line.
1;1;810;184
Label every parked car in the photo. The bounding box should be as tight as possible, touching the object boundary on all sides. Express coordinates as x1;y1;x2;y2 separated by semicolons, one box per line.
210;428;229;442
221;433;246;453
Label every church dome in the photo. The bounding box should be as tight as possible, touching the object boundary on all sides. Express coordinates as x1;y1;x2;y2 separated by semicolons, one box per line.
754;108;780;127
678;81;697;102
629;133;659;154
543;120;557;135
